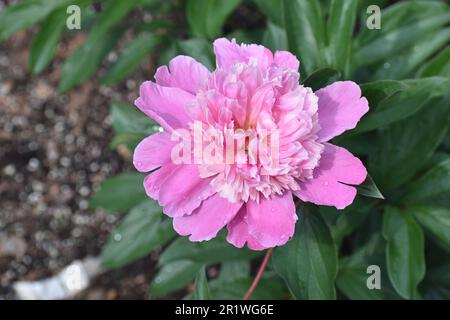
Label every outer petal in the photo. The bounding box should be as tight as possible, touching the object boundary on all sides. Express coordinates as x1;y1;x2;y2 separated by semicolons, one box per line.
213;38;273;71
143;164;178;200
158;165;216;217
246;192;297;248
173;193;243;241
273;51;300;71
133;132;175;172
315;81;369;142
294;143;367;209
226;205;265;251
154;55;210;94
134;81;194;132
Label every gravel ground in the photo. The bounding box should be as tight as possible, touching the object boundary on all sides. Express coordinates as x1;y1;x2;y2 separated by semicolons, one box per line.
0;30;161;300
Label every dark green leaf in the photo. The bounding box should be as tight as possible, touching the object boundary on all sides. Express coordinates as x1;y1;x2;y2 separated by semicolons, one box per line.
111;102;159;136
109;132;143;151
0;0;75;43
193;266;211;300
177;38;214;70
29;8;66;74
326;0;357;75
218;260;250;281
90;173;147;213
401;160;450;209
283;0;326;76
186;273;285;300
149;260;200;296
369;95;450;191
353;85;431;135
272;207;338;299
101;33;161;85
355;11;450;66
383;206;425;299
252;0;284;26
360;80;408;110
159;233;262;265
356;174;384;200
101;200;174;268
262;22;287;52
372;28;450;80
186;0;241;39
302;68;340;91
411;206;450;249
417;46;450;78
59;0;141;92
58;27;123;92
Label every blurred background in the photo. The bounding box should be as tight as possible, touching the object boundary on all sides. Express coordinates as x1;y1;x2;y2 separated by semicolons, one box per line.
1;0;449;300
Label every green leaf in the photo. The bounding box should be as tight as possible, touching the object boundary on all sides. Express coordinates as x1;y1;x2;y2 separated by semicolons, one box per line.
109;132;143;151
218;260;250;281
272;207;338;299
58;27;123;92
326;0;357;75
353;85;431;135
283;0;326;76
302;68;340;91
111;102;159;136
193;266;211;300
356;174;384;200
29;8;66;74
186;0;241;39
149;260;200;296
402;77;450;98
159;233;261;265
411;206;450;249
360;80;408;111
401;159;450;209
101;33;161;85
372;28;450;80
369;95;450;191
355;10;450;66
262;22;287;52
417;46;450;78
252;0;284;26
383;206;425;299
0;0;75;43
59;0;141;92
185;273;286;300
177;38;215;70
336;266;384;300
90;173;147;213
101;200;174;268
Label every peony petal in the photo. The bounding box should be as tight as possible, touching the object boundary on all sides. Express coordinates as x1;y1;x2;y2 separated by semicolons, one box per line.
158;165;216;217
226;205;265;250
213;38;273;71
134;81;194;132
133;132;175;172
273;51;300;71
246;192;297;248
155;55;210;94
143;164;178;200
173;193;243;241
294;143;367;209
315;81;369;142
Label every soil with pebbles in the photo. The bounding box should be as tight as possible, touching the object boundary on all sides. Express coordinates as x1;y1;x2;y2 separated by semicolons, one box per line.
0;30;163;300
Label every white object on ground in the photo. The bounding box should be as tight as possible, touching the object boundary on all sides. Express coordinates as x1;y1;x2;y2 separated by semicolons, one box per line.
13;256;103;300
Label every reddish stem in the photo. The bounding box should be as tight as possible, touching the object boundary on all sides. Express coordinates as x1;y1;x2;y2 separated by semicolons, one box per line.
243;248;273;300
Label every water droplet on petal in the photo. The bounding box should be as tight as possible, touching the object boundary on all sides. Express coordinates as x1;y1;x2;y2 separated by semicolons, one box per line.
271;208;276;212
280;234;286;239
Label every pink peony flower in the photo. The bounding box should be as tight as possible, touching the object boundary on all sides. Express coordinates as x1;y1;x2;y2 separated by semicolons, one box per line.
133;38;369;250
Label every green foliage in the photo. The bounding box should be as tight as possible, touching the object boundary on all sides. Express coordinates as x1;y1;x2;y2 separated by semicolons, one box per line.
2;0;449;300
272;207;338;299
101;200;175;269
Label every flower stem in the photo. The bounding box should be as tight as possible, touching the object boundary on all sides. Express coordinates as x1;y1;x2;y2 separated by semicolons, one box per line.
243;248;273;300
